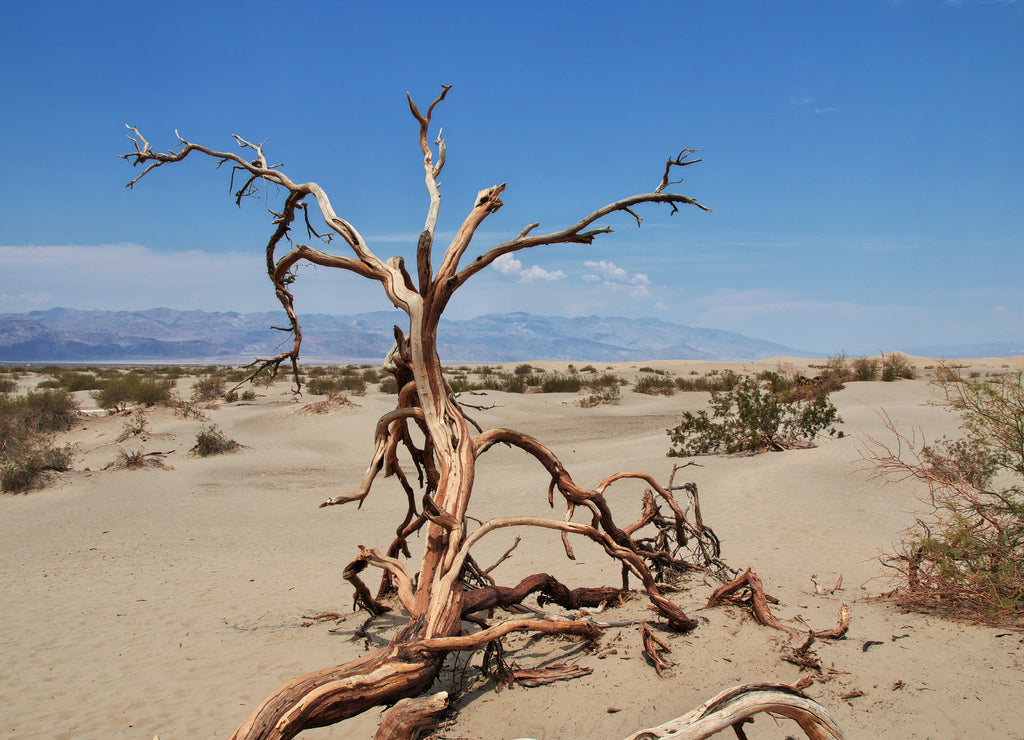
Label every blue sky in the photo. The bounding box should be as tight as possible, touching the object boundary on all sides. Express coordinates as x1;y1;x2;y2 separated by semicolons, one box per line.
1;0;1021;355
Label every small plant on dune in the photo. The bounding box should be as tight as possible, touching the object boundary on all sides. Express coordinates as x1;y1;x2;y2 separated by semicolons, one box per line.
668;375;842;456
191;373;226;402
116;409;149;442
634;373;676;396
674;369;741;393
851;356;880;381
191;424;241;457
115;448;149;469
93;372;174;411
866;367;1024;625
0;391;77;493
539;373;583;393
172;398;209;420
578;384;621;407
881;351;916;381
821;352;850;384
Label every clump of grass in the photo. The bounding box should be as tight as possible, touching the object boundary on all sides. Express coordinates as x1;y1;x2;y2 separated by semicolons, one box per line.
191;425;241;457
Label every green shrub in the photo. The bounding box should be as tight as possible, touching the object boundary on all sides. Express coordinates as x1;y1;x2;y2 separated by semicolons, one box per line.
503;375;527;394
0;442;73;493
378;377;398;394
36;370;102;392
1;456;44;493
579;384;621;407
514;363;534;376
191;425;241;457
882;351;916;381
667;376;841;456
634;374;676;396
191;374;225;402
851;356;880;381
17;389;79;433
116;409;149;442
93;373;174;411
241;389;257;401
821;352;850;384
0;377;16;394
674;370;742;393
540;374;582;393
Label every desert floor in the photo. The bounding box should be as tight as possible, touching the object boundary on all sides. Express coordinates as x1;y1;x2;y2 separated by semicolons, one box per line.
2;357;1023;739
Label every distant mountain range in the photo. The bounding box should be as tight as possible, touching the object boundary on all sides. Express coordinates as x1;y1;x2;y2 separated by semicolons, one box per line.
0;308;806;363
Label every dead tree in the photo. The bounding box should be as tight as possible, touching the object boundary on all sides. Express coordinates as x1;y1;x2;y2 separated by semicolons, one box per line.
122;88;830;740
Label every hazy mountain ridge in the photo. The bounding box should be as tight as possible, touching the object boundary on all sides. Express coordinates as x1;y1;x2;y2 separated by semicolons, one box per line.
1;307;806;363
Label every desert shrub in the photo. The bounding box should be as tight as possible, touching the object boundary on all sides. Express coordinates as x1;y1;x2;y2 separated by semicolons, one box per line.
667;375;842;457
579;384;621;407
503;375;526;394
116;409;149;442
634;374;676;396
1;456;44;493
93;373;174;411
513;363;534;376
240;389;257;401
378;377;398;394
16;389;79;433
821;352;850;384
851;356;880;381
36;370;102;392
870;367;1024;625
191;424;241;457
0;377;16;394
540;373;582;393
173;398;209;420
191;374;225;402
584;373;623;392
674;370;742;393
580;365;597;373
881;351;916;381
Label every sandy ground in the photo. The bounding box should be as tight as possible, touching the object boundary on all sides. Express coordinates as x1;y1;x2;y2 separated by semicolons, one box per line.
2;357;1023;739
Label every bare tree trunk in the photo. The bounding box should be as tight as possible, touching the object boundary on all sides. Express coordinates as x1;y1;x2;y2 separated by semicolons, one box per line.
120;87;840;740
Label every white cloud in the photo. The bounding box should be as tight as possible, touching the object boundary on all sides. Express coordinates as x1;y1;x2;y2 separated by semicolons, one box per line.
492;253;566;282
584;260;628;280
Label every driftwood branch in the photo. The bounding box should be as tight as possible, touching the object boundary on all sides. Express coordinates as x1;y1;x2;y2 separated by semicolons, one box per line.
623;683;845;740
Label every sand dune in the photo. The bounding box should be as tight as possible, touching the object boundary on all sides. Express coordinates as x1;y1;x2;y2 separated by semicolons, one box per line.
2;359;1023;738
